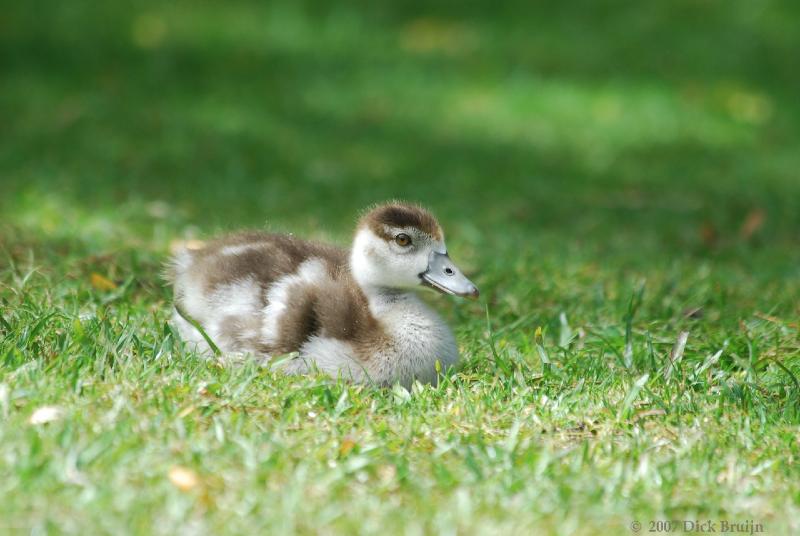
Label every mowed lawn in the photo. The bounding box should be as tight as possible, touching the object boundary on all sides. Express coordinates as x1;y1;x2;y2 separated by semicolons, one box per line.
2;1;800;534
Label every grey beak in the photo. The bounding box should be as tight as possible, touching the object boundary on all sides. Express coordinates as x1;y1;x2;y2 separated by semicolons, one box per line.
420;251;479;299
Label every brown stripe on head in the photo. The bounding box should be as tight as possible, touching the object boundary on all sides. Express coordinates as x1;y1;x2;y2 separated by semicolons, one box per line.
359;202;443;241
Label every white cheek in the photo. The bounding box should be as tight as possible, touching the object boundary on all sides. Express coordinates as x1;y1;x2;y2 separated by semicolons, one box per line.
374;253;409;286
351;230;400;288
350;229;438;289
412;251;429;275
401;254;427;284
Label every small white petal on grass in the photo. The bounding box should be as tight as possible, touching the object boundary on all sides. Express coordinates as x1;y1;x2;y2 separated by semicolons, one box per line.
168;466;199;491
29;406;63;425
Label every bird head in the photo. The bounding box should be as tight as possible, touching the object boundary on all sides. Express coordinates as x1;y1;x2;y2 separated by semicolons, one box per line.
350;202;479;299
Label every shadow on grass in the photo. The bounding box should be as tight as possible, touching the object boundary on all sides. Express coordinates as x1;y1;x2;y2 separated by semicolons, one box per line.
2;0;799;260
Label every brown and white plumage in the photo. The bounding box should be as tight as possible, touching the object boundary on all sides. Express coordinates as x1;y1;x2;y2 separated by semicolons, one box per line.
168;202;478;387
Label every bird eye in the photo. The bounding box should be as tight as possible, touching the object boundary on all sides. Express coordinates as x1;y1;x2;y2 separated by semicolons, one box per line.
395;233;412;247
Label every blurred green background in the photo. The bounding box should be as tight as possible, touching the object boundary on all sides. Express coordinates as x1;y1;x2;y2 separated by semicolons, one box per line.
2;0;799;269
3;3;800;533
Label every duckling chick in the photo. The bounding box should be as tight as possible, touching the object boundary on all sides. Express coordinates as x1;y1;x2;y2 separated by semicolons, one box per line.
168;202;479;387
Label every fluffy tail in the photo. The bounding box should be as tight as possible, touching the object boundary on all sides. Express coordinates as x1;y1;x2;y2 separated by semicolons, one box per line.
162;239;204;284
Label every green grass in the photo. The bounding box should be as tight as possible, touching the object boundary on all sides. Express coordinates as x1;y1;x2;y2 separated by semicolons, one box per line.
2;1;800;534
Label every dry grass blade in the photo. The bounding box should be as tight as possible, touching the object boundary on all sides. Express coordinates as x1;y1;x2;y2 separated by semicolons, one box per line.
664;331;689;381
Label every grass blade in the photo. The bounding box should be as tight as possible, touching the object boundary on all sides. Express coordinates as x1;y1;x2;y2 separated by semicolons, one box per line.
618;373;650;421
173;303;221;357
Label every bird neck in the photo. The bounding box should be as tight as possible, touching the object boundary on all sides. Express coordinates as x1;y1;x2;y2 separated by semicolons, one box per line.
359;284;417;315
